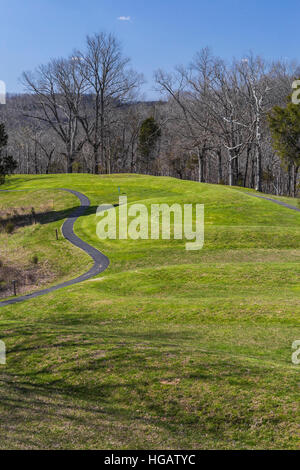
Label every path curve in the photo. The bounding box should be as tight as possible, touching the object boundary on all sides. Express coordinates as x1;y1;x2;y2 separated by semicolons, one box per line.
246;192;300;212
0;189;109;308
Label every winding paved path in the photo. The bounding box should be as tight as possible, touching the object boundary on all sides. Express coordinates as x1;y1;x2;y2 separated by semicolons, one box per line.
246;192;300;212
0;189;109;308
0;187;298;308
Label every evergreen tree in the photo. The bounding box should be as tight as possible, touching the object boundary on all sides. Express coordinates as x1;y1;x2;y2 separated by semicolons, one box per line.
268;99;300;196
138;117;161;173
0;123;17;184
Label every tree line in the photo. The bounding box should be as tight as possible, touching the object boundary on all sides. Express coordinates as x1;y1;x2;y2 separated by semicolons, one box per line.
0;32;299;195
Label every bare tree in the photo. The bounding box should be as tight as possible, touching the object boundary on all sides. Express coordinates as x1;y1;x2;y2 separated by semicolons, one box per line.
156;49;252;185
1;39;295;195
75;32;143;173
22;57;87;172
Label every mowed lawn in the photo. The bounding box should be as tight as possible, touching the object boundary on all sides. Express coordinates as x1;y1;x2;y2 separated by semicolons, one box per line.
0;174;299;449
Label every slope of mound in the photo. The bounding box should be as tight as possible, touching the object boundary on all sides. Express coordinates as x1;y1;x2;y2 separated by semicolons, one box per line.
0;174;299;450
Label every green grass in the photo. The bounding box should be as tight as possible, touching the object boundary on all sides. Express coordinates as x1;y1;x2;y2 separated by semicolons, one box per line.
234;185;299;207
0;174;299;449
0;188;92;297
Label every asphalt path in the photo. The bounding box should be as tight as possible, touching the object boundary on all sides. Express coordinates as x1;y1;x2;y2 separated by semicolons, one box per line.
0;189;109;308
246;192;300;212
1;187;298;308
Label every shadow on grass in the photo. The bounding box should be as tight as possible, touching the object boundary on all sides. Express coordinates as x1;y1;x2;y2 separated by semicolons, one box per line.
0;321;296;448
0;204;112;230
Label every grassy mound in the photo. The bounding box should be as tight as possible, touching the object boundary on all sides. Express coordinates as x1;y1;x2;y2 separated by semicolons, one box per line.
0;174;299;449
0;189;92;298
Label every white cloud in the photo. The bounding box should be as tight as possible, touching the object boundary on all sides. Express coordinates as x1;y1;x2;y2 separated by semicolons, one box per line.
117;16;131;21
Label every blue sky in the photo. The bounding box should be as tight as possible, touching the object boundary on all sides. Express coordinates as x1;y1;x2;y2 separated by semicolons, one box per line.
1;0;298;99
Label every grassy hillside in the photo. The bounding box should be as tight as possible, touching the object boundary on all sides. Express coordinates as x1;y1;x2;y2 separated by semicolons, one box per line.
0;188;92;298
0;174;299;449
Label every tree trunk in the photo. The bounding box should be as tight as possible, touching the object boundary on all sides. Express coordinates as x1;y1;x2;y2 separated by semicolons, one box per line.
198;147;205;183
243;145;250;187
130;142;135;173
228;149;236;186
67;160;73;173
107;136;111;174
66;148;75;173
293;164;299;197
234;154;239;185
217;149;222;184
93;145;100;174
99;92;105;174
255;143;262;191
287;163;292;196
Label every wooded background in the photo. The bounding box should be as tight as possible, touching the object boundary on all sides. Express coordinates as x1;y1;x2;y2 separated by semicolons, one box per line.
1;33;299;196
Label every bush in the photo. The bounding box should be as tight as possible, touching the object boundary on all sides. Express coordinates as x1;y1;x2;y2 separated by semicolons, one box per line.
5;222;14;234
32;254;39;265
